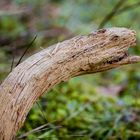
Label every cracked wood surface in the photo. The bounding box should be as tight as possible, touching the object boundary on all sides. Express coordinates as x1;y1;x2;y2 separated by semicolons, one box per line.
0;27;140;140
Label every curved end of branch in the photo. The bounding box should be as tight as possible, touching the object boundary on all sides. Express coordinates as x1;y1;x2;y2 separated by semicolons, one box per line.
119;55;140;65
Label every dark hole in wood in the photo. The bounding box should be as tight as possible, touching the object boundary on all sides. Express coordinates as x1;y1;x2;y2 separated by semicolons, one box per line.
110;35;119;41
97;29;106;33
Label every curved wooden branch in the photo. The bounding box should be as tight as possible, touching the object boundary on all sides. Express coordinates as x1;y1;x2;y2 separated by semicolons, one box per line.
0;27;140;140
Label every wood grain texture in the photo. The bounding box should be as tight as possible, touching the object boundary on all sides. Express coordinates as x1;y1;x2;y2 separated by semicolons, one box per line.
0;27;140;140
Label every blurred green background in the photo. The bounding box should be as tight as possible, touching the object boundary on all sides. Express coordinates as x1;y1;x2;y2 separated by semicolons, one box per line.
0;0;140;140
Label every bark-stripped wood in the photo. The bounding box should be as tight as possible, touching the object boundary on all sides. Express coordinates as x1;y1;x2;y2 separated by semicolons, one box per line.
0;27;140;140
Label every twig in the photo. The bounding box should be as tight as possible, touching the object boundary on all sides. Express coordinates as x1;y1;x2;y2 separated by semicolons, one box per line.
18;123;49;138
98;1;140;29
98;0;126;29
18;121;62;138
117;2;140;14
10;53;15;73
15;35;37;66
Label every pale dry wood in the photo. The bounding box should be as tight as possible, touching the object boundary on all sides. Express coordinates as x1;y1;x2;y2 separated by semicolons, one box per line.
0;27;140;140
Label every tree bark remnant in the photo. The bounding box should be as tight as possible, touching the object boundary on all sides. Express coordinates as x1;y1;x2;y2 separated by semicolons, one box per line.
0;27;140;140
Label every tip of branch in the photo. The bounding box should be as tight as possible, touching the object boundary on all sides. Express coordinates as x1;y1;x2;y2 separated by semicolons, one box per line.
118;55;140;65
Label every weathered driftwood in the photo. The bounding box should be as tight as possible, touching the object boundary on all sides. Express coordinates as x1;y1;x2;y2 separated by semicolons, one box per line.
0;27;140;140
